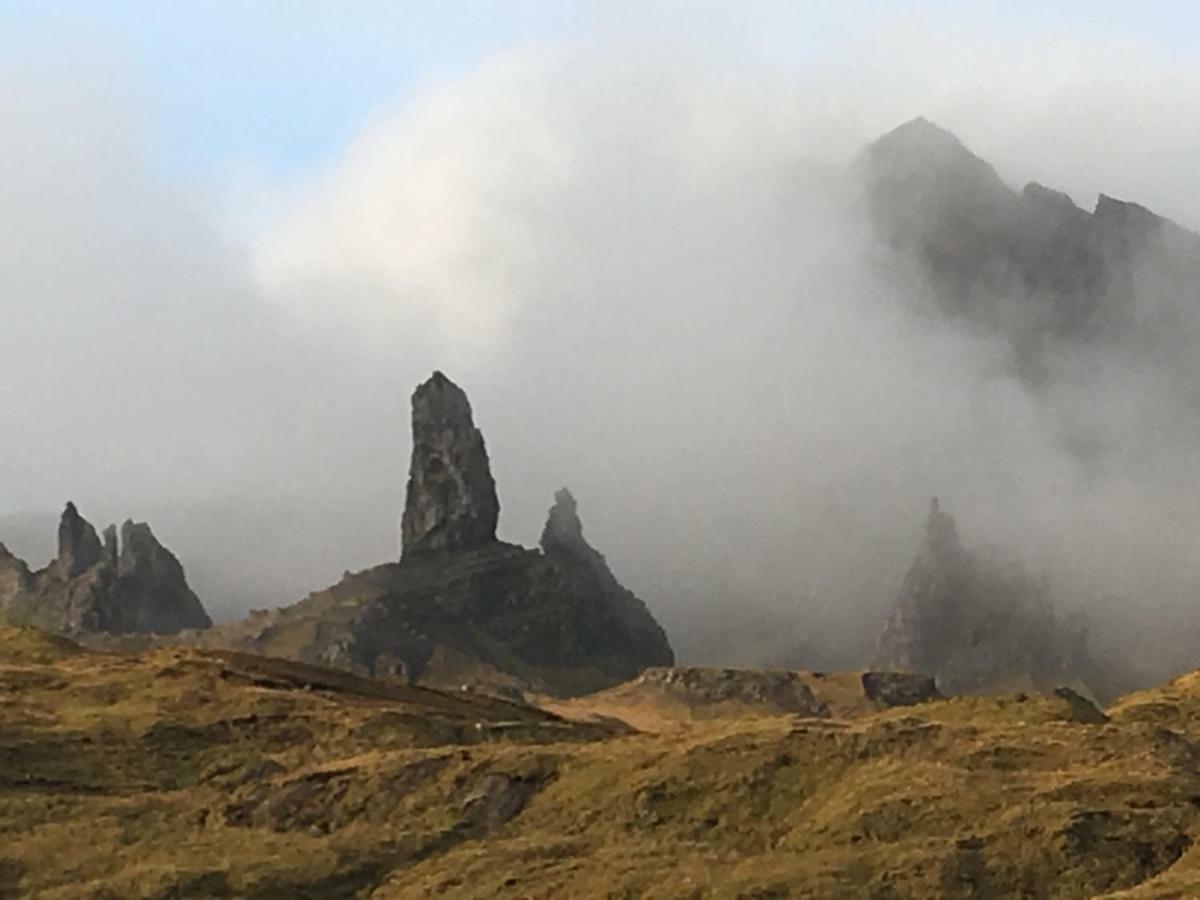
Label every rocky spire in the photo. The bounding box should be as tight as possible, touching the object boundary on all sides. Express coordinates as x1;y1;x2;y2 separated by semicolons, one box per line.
540;488;589;558
57;502;102;578
920;496;962;565
400;372;500;559
101;524;119;568
115;520;212;632
539;487;620;593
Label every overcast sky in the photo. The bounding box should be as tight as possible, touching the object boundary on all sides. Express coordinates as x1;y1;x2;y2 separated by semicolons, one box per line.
4;3;1200;665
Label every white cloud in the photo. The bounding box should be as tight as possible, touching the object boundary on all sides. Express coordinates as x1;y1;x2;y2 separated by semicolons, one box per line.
7;9;1200;666
254;48;573;367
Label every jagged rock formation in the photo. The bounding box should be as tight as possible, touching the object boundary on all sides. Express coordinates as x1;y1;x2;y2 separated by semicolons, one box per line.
57;501;103;577
0;504;211;636
203;373;674;696
400;371;500;558
873;499;1118;700
539;488;673;663
861;117;1200;379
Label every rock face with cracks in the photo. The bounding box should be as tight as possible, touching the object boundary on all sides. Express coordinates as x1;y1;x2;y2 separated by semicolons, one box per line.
400;371;500;559
202;372;674;697
0;503;211;636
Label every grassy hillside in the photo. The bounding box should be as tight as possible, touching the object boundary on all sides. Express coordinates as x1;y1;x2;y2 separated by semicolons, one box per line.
4;626;1200;897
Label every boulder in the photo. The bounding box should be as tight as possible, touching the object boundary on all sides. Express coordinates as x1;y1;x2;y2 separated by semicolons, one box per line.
861;671;941;708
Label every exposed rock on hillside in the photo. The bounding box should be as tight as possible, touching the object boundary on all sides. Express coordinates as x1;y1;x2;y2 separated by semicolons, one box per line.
202;373;674;696
546;666;942;732
631;666;831;718
0;503;211;636
873;498;1116;699
860;671;941;708
400;371;500;558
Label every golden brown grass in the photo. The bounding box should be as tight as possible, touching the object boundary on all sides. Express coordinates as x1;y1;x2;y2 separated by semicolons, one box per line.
4;626;1200;898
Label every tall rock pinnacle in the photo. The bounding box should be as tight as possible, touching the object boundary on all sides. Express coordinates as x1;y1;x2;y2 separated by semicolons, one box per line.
872;498;1113;698
114;520;212;632
919;497;963;566
540;488;588;558
400;371;500;559
57;502;103;578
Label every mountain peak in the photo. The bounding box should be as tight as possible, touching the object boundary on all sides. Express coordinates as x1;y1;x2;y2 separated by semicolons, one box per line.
862;116;1009;211
867;117;974;162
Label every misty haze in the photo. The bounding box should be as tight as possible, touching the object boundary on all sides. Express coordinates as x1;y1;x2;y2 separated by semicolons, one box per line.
5;3;1200;897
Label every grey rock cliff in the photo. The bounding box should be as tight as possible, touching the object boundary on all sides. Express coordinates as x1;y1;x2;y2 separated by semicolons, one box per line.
400;371;500;559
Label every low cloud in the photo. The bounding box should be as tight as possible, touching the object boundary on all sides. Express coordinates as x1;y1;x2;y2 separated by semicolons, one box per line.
5;11;1200;669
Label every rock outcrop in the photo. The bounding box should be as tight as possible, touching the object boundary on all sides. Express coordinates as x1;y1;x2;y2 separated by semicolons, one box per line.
860;671;941;708
628;667;831;717
873;499;1118;700
400;371;500;558
0;543;33;611
860;117;1200;379
57;501;103;578
0;504;211;636
203;373;674;697
540;487;588;557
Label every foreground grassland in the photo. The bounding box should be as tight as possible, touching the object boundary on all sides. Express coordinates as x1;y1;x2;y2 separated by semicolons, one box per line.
4;626;1200;898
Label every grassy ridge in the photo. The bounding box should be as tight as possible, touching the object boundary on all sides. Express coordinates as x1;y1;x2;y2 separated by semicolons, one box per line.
4;626;1200;897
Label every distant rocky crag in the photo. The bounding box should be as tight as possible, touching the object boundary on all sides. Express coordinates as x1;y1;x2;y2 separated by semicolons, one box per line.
202;371;674;696
873;498;1119;700
861;117;1200;380
0;503;211;636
